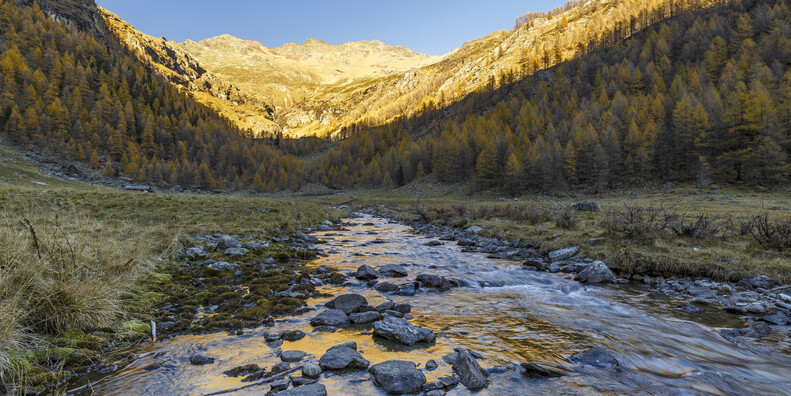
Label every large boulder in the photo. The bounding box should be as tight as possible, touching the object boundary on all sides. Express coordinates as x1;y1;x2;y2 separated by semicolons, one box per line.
355;265;380;281
452;348;487;390
216;235;241;251
571;346;619;368
318;346;369;371
548;247;579;262
379;264;409;278
273;383;327;396
373;316;435;346
416;274;452;291
309;309;349;327
369;360;427;394
575;261;616;284
325;294;368;314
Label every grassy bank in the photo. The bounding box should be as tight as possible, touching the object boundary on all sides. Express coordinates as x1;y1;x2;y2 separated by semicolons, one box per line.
0;149;344;392
309;182;791;284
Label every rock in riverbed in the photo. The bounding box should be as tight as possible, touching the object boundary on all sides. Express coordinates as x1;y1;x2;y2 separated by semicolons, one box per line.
326;294;368;314
575;261;616;284
273;383;327;396
319;344;369;371
355;265;379;281
521;362;565;378
571;346;619;368
369;360;427;394
189;355;215;365
280;350;307;362
310;309;349;327
548;246;579;262
349;311;382;324
373;316;435;346
302;363;322;378
452;347;488;390
378;264;409;278
417;274;452;291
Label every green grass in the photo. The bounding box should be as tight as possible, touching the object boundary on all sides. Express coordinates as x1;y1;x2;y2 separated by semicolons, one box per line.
0;148;344;392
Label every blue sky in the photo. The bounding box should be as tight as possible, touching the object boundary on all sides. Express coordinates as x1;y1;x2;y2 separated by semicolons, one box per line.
95;0;567;55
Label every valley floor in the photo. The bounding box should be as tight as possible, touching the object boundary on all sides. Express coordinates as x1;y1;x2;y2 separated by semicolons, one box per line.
1;146;790;392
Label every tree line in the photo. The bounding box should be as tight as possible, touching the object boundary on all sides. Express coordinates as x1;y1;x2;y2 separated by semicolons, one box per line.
1;0;789;193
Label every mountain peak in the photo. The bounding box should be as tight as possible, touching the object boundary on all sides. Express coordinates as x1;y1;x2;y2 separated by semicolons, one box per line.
303;38;328;46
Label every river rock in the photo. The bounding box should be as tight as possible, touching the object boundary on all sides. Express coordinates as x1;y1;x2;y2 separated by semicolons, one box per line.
242;241;269;251
270;378;290;391
379;264;409;277
763;311;791;325
426;240;443;247
216;235;241;251
396;283;417;296
575;261;616;284
687;286;716;299
572;201;601;212
328;341;357;351
318;347;369;370
280;350;307;362
273;383;327;396
452;347;487;390
377;301;396;312
355;265;380;281
737;275;776;290
369;360;427;394
281;330;305;341
375;282;398;293
548;247;579;262
189;355;215;365
466;226;483;235
326;294;368;313
310;309;349;327
294;232;319;244
224;247;249;257
208;261;236;271
425;359;438;371
572;346;619;368
271;361;291;373
373;316;435;345
185;247;208;259
416;274;452;291
349;311;382;324
393;303;412;314
302;362;322;378
521;362;564;378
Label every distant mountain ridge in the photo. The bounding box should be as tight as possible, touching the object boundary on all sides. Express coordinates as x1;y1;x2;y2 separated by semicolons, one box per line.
98;0;713;138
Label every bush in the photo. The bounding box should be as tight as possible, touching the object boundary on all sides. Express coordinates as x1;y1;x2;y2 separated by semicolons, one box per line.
665;213;723;240
555;209;580;229
601;205;665;241
742;213;791;251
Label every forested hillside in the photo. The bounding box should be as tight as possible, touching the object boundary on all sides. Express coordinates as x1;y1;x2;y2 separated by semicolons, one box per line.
322;0;791;192
0;0;321;192
1;0;790;193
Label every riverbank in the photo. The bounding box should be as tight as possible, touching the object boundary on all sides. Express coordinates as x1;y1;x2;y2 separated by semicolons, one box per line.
0;172;344;393
317;183;791;284
64;215;791;395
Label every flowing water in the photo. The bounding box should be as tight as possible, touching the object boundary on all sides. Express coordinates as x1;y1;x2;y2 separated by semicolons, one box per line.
82;215;791;395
